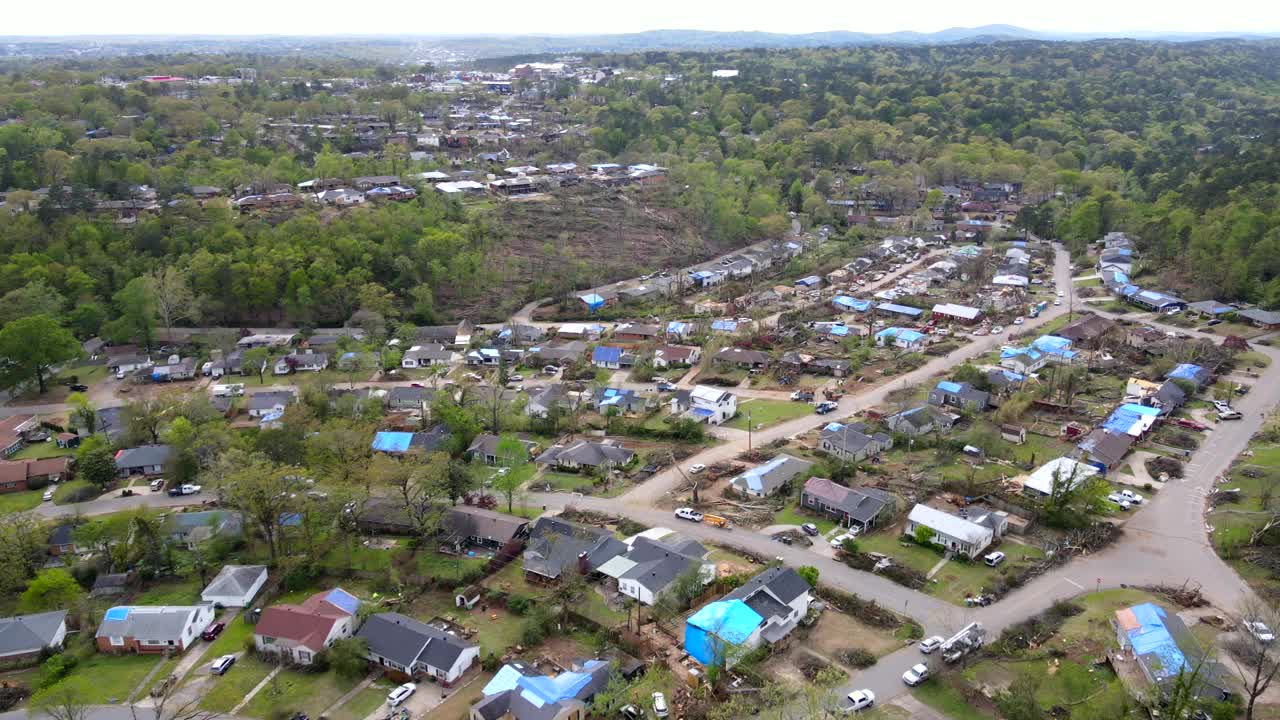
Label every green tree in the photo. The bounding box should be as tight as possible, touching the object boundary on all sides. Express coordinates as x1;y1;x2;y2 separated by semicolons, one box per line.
108;277;157;350
19;568;84;613
913;525;936;546
0;315;81;395
796;565;820;587
75;436;119;487
242;347;270;384
329;637;370;679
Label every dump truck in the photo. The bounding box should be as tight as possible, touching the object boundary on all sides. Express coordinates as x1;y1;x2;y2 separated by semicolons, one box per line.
940;622;985;663
702;514;731;529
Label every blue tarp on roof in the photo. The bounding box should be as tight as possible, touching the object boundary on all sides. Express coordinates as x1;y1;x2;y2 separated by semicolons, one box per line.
937;381;963;393
685;600;764;666
105;607;130;622
876;327;925;343
1168;363;1207;383
1103;403;1162;435
514;659;608;707
738;455;790;493
592;346;623;364
876;303;924;317
667;321;691;335
372;431;414;453
1124;603;1188;682
1032;336;1072;353
1001;347;1043;362
690;270;716;281
321;588;361;615
691;407;715;418
711;320;738;332
823;422;844;432
579;293;605;311
833;296;873;312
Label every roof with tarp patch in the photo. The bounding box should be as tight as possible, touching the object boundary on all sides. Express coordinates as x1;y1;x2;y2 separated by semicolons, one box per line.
1103;403;1161;437
684;599;764;666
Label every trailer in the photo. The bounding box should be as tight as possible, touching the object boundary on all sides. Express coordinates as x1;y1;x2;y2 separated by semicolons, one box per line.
940;622;985;663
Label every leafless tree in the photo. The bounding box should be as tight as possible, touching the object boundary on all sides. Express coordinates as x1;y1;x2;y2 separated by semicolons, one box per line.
1226;598;1280;720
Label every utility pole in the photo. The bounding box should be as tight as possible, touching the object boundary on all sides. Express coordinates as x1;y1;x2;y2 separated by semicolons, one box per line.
747;408;753;451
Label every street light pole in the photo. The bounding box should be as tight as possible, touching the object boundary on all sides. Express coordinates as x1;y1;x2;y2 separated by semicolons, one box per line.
747;408;753;451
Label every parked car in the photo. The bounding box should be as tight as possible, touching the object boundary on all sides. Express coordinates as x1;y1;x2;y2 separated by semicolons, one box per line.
1013;316;1024;325
842;689;876;713
902;663;930;686
772;533;793;545
1219;409;1243;421
42;488;55;502
69;384;89;392
1054;299;1062;306
991;325;1005;334
656;382;677;392
543;365;561;375
791;390;814;402
1244;619;1276;644
169;484;202;496
1057;290;1065;297
149;478;165;492
653;692;669;718
815;401;838;414
386;683;416;707
983;551;1006;567
202;621;225;641
919;636;944;654
1213;400;1233;414
830;531;859;548
800;523;819;536
1120;489;1145;505
688;463;707;475
210;655;236;676
1207;319;1223;326
619;706;643;720
674;507;704;523
1107;493;1132;510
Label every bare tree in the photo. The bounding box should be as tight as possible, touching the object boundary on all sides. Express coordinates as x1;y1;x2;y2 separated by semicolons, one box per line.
1226;598;1280;720
32;679;90;720
148;267;202;343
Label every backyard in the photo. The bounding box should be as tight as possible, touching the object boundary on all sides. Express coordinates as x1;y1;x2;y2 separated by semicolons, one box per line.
482;559;627;628
857;530;1045;604
725;398;812;431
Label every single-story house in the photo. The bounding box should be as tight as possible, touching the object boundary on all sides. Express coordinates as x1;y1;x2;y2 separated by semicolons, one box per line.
652;345;701;368
247;390;296;419
1113;602;1231;702
96;605;215;654
800;477;894;530
601;534;715;606
670;385;737;425
1239;308;1280;329
818;422;893;462
729;454;814;498
713;347;770;370
884;406;957;437
1022;457;1101;498
442;506;531;550
1167;363;1211;389
254;589;360;666
470;658;611;720
522;517;626;583
165;511;243;549
534;439;633;472
1077;429;1136;473
201;565;268;608
371;427;453;455
466;434;537;465
48;524;76;555
928;381;989;411
875;327;926;350
388;386;433;411
402;344;457;368
358;612;480;686
931;303;983;325
0;610;68;663
685;567;813;668
115;444;173;477
905;504;994;558
0;457;72;494
591;345;625;370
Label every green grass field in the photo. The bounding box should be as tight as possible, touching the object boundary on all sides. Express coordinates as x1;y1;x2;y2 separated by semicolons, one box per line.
773;501;839;535
327;678;397;720
857;532;1044;604
12;442;75;460
52;479;96;504
243;666;364;718
0;490;43;513
199;655;275;712
724;398;813;430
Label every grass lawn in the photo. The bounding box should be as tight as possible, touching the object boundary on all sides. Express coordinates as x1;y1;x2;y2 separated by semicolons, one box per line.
193;612;256;665
52;479;97;504
482;561;625;630
724;399;812;430
773;501;838;535
12;441;75;460
198;655;275;712
409;591;524;657
42;650;163;704
856;532;1043;604
1236;350;1272;369
327;678;397;720
425;671;494;720
0;490;43;513
133;577;203;605
244;667;364;718
538;470;596;493
915;677;991;720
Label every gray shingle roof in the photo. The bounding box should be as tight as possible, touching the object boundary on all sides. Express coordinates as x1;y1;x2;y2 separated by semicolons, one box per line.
202;565;266;600
523;517;624;579
357;612;477;674
0;610;66;656
95;606;206;641
114;444;173;469
723;566;811;620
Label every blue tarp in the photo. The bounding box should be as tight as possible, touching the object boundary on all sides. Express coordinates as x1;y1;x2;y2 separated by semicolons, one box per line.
667;321;691;335
877;327;924;343
711;320;738;332
104;607;130;622
1168;363;1206;383
372;431;414;453
685;600;764;666
579;293;605;311
1124;603;1188;681
515;659;608;707
1103;403;1162;435
320;588;361;615
1031;336;1072;353
833;296;872;312
592;346;622;364
936;381;962;393
737;455;790;493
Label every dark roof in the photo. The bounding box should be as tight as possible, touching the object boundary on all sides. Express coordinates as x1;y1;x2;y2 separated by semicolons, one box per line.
48;524;75;547
802;477;894;524
0;610;67;655
523;517;624;579
443;506;529;545
114;444;173;469
357;612;477;673
724;566;811;618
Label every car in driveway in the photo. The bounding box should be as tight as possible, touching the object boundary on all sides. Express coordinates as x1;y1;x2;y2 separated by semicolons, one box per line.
902;663;930;686
202;621;225;641
652;692;669;718
210;655;236;675
840;689;876;713
1107;493;1132;511
386;683;416;707
1119;489;1144;505
918;636;944;654
800;523;819;536
983;551;1006;567
69;384;89;392
1244;619;1276;643
688;463;707;475
42;488;55;502
168;484;202;497
830;530;859;548
656;382;678;392
674;507;704;522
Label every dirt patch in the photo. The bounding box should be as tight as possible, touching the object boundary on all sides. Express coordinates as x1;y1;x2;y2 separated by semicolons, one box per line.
535;635;596;671
806;609;902;659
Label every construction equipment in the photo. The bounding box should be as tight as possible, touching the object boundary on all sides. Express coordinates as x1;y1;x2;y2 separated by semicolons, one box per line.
940;622;985;663
702;514;731;529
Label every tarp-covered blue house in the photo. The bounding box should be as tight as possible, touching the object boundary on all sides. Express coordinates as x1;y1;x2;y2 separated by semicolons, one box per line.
578;293;605;312
591;345;623;369
471;658;612;720
1103;403;1162;438
685;600;764;667
832;296;873;313
1167;363;1211;389
1114;602;1230;700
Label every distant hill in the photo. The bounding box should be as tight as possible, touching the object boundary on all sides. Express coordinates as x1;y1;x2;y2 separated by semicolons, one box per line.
1;26;1276;61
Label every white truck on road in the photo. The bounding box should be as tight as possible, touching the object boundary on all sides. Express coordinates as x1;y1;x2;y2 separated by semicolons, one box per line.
941;622;986;663
212;383;245;397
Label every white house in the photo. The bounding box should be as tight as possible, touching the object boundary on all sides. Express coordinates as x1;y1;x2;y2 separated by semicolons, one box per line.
905;504;994;558
401;344;457;368
672;385;737;425
875;327;926;350
96;605;215;654
600;533;716;606
201;565;268;608
0;610;68;662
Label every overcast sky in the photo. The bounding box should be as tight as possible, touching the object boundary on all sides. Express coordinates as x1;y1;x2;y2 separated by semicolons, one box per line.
4;0;1278;36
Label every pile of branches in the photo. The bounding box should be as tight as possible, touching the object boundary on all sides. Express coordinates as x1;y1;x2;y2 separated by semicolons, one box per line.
839;549;927;590
1141;581;1208;608
987;525;1122;599
1146;455;1184;479
987;599;1084;657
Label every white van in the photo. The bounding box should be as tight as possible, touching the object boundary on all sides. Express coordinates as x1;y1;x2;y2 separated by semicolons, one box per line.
211;383;245;398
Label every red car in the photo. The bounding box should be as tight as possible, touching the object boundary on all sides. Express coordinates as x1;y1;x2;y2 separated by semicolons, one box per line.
201;621;225;641
1175;418;1209;431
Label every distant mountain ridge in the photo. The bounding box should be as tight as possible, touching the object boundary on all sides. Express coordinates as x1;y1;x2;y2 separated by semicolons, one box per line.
1;26;1277;61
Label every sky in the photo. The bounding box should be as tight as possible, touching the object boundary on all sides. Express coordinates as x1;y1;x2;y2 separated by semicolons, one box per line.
4;0;1278;37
